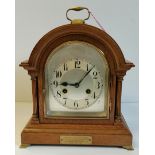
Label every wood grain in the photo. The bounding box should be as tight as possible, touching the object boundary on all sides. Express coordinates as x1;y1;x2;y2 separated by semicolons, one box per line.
20;23;134;148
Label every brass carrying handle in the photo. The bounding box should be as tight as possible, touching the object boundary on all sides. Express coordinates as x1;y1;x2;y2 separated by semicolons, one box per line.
66;7;90;22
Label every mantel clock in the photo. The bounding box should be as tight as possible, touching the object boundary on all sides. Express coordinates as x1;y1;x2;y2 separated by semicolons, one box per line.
20;7;135;150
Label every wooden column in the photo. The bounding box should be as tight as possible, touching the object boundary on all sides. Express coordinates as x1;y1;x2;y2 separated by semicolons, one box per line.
115;75;124;119
31;75;39;123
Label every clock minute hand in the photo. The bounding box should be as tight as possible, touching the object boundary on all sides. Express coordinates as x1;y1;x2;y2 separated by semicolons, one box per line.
60;65;95;88
78;65;95;85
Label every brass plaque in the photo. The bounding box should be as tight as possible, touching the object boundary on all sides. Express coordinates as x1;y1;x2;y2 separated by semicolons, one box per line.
60;136;92;145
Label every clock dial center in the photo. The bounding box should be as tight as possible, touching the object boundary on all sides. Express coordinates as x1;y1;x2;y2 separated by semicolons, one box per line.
59;68;94;100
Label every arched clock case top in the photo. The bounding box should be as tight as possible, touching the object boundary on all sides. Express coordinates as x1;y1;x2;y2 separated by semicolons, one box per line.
20;24;134;124
20;23;134;149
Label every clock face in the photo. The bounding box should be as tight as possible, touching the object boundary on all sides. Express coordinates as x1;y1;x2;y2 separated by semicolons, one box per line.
45;41;109;117
50;59;103;110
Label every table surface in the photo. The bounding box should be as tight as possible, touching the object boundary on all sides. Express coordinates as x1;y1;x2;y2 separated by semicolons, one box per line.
15;102;139;155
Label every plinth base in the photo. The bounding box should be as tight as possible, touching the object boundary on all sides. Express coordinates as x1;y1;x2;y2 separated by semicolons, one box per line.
21;115;133;150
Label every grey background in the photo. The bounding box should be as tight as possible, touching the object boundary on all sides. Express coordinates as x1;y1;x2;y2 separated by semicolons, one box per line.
15;0;139;103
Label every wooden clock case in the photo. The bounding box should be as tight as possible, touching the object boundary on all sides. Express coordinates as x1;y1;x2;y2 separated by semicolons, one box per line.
20;23;135;149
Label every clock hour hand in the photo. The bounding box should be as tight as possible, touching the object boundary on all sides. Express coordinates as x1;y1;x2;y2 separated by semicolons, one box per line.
59;82;77;87
78;65;95;85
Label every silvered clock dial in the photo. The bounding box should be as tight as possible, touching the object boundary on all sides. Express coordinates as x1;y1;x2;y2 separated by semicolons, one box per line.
45;41;109;117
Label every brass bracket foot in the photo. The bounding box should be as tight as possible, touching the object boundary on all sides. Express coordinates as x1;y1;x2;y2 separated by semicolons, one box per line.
20;144;30;148
122;145;134;150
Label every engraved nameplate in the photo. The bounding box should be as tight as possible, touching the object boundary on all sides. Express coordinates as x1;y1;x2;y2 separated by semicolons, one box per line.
60;136;92;145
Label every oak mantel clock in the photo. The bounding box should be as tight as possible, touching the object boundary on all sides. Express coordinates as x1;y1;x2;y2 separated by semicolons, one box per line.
20;7;135;150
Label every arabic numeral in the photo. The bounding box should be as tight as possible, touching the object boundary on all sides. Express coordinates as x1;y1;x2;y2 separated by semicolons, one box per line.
74;101;78;108
75;60;81;68
86;64;89;71
56;90;61;98
55;70;62;78
93;71;98;79
97;82;100;89
64;63;68;71
93;92;96;99
52;81;58;87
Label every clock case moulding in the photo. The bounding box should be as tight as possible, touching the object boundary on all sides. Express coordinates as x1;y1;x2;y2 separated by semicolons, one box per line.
20;23;135;149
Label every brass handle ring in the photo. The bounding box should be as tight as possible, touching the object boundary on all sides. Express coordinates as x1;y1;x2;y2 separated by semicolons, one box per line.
66;7;90;22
